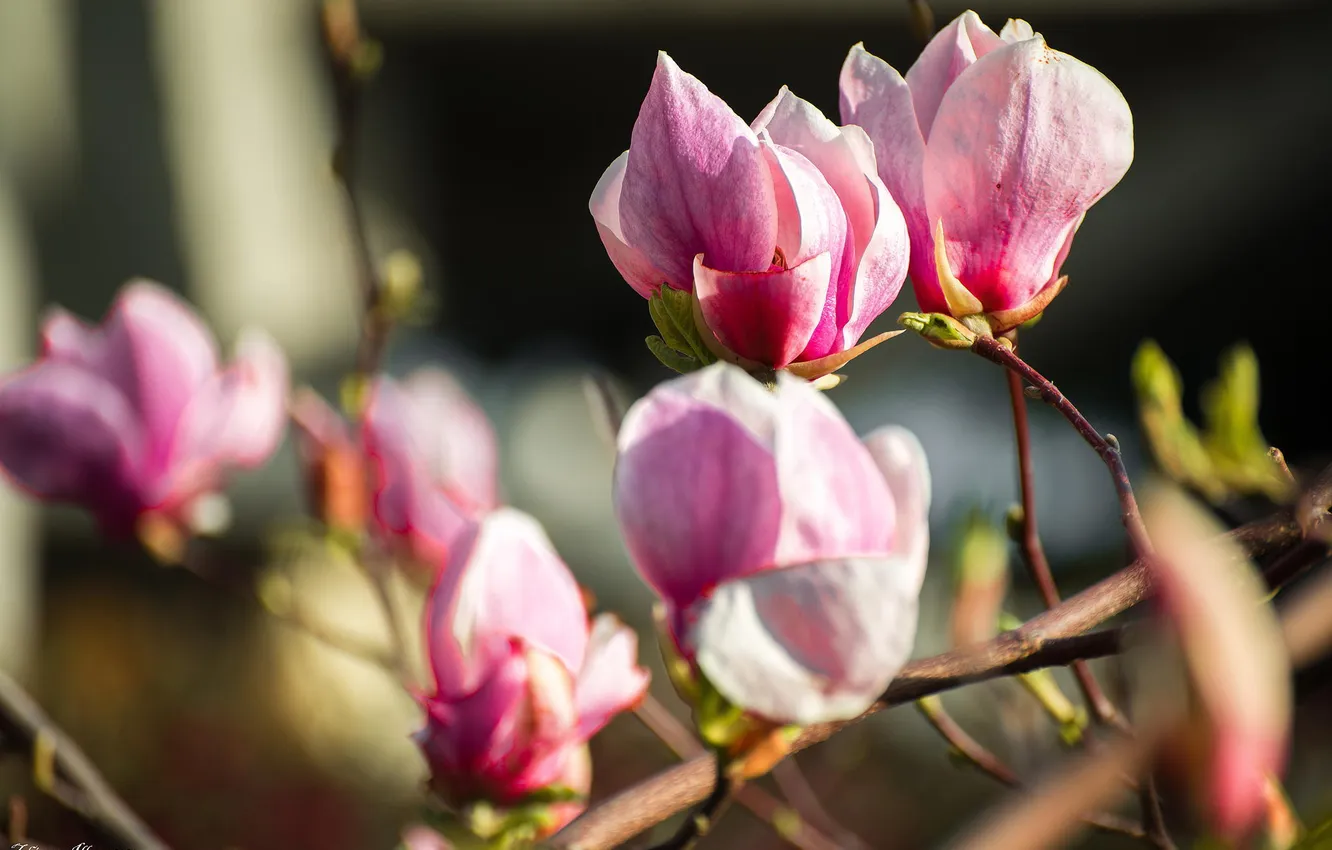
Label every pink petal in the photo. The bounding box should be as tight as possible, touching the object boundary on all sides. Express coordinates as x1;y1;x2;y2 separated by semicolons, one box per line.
767;371;897;566
177;328;289;468
840;45;939;313
862;425;931;592
614;363;784;609
0;361;146;530
590;152;671;298
759;135;851;361
923;38;1134;312
753;89;909;351
573;614;649;741
694;251;831;368
689;554;921;725
39;306;98;361
401;826;454;850
364;377;474;564
427;509;589;700
839;158;909;349
417;642;578;805
1144;486;1290;840
619;52;777;287
1000;18;1038;43
399;367;500;514
94;281;221;463
164;328;288;508
905;10;1004;140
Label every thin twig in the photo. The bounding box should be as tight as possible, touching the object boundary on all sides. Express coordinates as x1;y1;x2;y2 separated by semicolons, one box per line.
632;696;844;850
261;583;398;670
916;696;1148;842
975;336;1155;561
917;696;1019;786
1005;366;1128;730
320;0;415;688
771;759;872;850
548;506;1316;850
0;671;170;850
1138;775;1176;850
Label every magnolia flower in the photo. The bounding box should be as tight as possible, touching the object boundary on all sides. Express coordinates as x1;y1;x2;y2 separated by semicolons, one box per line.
0;280;287;537
362;368;499;567
840;11;1133;331
416;509;649;834
1144;486;1290;841
591;53;909;377
613;362;930;725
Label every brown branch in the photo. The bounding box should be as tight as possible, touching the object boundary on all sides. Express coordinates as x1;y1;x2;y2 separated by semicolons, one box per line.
632;697;845;850
1005;366;1127;730
646;757;732;850
916;696;1019;786
549;510;1311;850
0;671;169;850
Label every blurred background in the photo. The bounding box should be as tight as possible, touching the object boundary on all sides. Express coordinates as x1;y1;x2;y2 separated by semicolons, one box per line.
2;0;1331;847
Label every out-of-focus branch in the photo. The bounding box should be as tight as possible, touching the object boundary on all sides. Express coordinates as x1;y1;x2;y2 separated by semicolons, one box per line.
548;505;1318;850
632;696;845;850
916;696;1150;843
645;756;732;850
319;0;414;688
0;671;170;850
770;759;871;850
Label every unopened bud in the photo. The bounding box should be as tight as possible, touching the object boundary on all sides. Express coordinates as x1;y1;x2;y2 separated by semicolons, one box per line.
379;250;424;321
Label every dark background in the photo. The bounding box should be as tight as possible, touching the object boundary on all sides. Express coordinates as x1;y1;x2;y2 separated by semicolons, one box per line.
1;0;1329;847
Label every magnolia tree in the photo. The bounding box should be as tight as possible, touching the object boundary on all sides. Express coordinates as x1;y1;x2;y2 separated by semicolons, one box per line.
0;3;1329;850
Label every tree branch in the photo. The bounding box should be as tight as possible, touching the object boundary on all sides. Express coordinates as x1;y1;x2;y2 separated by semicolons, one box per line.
1006;366;1127;730
631;696;847;850
548;510;1311;850
0;671;169;850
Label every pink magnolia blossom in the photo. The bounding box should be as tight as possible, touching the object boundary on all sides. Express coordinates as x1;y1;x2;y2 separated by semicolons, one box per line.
840;12;1133;330
1144;486;1290;841
591;53;909;374
613;362;930;725
416;509;649;831
362;368;500;567
0;280;288;536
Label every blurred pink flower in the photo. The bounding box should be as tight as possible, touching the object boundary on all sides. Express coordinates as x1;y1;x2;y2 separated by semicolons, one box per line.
362;367;499;568
290;387;367;533
840;12;1133;330
613;362;930;725
416;508;648;830
1144;486;1291;842
591;52;909;373
0;279;287;537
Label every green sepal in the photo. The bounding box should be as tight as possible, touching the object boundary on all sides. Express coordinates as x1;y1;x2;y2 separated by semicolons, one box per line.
646;334;699;374
646;285;716;372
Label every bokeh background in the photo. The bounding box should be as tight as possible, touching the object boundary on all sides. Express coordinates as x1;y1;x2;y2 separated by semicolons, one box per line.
2;0;1330;847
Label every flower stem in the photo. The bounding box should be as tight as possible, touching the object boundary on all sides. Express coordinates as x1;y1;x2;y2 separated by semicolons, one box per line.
975;336;1156;562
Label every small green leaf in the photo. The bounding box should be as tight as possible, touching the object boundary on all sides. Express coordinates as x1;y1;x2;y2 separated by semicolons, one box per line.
648;286;716;367
646;335;699;374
